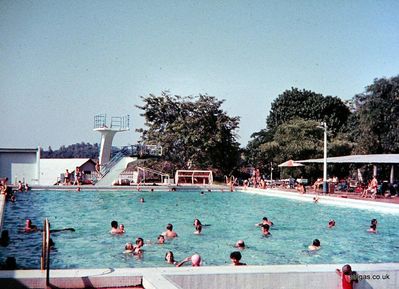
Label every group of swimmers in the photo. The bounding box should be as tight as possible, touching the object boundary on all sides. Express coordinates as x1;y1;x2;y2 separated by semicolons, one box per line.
107;210;380;268
110;215;248;267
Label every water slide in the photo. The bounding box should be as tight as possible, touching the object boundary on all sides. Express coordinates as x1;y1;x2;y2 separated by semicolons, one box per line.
95;157;137;186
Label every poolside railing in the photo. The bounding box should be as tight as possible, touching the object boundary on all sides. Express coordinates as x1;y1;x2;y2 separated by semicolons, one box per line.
41;218;51;286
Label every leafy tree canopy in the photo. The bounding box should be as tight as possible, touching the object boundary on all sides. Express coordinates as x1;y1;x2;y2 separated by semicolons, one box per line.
136;91;240;175
351;75;399;154
266;88;351;136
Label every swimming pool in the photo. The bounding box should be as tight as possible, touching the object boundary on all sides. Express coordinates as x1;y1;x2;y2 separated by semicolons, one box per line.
1;190;399;269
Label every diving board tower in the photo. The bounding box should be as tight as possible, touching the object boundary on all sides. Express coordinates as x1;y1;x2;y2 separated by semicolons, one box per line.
94;114;130;165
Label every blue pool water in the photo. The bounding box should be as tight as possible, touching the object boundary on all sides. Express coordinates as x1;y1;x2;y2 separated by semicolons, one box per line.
1;190;399;269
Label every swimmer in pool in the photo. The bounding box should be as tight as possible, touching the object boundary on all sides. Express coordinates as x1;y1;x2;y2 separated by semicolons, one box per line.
110;220;123;234
328;219;336;228
140;197;145;203
256;217;273;227
24;219;39;232
261;224;271;236
235;240;246;250
308;239;321;251
157;235;165;244
124;242;134;253
368;223;377;233
162;223;178;238
193;219;202;234
119;224;125;233
134;237;144;254
165;251;177;265
230;251;246;266
176;254;202;267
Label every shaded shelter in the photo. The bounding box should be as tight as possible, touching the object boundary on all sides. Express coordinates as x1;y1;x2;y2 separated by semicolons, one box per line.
297;154;399;183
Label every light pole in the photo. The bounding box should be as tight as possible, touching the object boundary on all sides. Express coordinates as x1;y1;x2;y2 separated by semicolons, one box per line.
270;162;273;182
321;122;328;194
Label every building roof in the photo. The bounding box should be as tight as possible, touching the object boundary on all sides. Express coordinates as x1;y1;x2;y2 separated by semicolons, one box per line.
298;154;399;164
0;148;39;153
40;158;95;185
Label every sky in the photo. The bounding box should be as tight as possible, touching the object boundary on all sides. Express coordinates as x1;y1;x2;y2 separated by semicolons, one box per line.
1;1;398;150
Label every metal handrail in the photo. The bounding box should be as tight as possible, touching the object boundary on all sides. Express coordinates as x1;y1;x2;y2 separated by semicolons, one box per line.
40;218;50;286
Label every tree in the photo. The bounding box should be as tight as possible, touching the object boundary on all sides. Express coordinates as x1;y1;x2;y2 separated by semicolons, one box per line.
246;87;352;180
266;88;351;136
351;75;399;154
136;92;240;175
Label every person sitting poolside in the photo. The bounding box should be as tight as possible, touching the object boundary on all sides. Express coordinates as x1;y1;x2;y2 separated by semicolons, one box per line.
313;178;323;192
261;224;271;236
176;253;202;267
165;251;177;265
328;219;336;228
230;251;246;266
235;240;246;250
308;239;321;251
162;223;178;238
110;220;124;234
193;219;202;234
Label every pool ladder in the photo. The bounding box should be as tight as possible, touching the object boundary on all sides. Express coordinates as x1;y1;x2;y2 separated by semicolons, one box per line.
41;218;50;287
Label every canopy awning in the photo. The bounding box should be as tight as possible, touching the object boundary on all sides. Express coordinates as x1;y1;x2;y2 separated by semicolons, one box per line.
278;159;304;167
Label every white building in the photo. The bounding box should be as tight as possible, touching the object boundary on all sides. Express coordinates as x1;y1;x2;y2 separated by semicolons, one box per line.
39;158;96;186
0;147;40;185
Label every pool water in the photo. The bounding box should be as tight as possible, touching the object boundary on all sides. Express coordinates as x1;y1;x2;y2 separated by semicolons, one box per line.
1;190;399;269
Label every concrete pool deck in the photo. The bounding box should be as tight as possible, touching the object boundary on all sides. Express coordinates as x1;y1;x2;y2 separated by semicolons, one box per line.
1;185;399;288
0;263;398;289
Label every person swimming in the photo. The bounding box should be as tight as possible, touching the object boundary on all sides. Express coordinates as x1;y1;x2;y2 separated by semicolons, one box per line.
235;240;246;250
368;223;377;233
308;239;321;251
162;223;178;238
193;219;202;234
328;219;336;228
256;217;273;227
230;251;246;266
110;220;123;234
119;224;125;233
157;235;165;244
134;237;144;254
261;224;271;236
165;251;177;265
176;254;202;267
124;242;134;253
24;219;38;232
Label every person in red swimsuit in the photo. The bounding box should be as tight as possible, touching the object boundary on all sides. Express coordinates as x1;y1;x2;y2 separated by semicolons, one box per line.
336;264;357;289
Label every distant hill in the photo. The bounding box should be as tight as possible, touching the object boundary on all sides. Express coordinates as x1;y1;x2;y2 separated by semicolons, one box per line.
41;142;101;158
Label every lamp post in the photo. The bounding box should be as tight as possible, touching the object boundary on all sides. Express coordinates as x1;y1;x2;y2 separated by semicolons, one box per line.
321;122;328;194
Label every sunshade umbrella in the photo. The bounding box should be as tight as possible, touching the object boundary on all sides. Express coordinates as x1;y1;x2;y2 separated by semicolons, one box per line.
278;159;304;167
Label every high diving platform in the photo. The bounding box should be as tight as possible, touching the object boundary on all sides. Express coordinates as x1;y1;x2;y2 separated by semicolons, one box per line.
93;114;130;165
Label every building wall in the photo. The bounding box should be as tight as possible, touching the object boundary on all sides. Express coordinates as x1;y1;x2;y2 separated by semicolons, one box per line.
0;149;39;185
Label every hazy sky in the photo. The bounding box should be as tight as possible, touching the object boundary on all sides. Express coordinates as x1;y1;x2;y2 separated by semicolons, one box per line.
1;1;398;149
